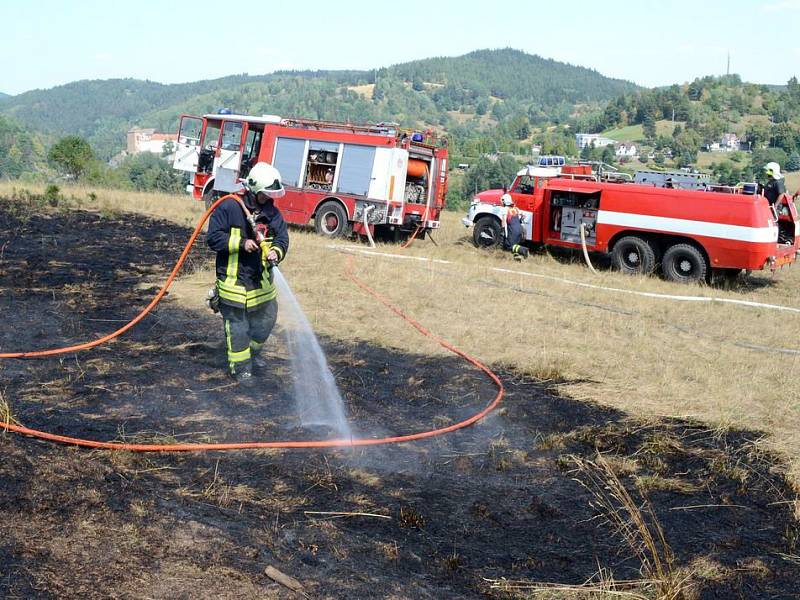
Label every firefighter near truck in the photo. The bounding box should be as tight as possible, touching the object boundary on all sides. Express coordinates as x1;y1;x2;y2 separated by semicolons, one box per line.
463;165;800;283
173;113;448;242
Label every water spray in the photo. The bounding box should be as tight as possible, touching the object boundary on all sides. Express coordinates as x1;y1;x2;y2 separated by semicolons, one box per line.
273;267;351;439
237;191;351;438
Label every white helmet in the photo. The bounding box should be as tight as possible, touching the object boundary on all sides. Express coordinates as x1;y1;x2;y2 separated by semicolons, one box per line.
764;162;783;180
500;193;514;207
246;162;285;198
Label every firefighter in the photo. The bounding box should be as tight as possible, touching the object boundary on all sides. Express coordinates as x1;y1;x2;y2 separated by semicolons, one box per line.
501;194;529;260
762;161;786;206
206;162;289;383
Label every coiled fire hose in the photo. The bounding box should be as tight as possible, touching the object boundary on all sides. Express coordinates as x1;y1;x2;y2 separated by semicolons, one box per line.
0;195;504;451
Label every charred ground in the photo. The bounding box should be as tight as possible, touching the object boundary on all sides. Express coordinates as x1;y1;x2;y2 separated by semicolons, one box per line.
1;201;799;599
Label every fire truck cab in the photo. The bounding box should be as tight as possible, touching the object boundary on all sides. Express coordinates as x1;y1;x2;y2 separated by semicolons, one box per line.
173;112;448;241
463;165;799;283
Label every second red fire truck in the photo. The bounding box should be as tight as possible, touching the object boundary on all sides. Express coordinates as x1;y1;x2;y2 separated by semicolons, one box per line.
173;112;448;241
463;164;799;283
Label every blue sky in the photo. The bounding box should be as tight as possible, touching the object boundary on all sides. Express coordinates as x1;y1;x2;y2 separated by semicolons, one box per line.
2;0;799;95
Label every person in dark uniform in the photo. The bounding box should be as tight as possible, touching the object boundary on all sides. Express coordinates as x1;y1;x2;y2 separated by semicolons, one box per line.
761;162;786;206
206;162;289;382
501;194;529;260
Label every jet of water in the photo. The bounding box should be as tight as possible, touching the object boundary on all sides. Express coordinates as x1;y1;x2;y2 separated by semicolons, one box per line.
273;268;351;439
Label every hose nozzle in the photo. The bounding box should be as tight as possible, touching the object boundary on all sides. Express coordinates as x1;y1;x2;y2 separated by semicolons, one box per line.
247;214;264;242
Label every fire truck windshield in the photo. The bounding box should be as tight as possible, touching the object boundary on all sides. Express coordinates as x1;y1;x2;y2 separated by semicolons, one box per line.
512;175;535;194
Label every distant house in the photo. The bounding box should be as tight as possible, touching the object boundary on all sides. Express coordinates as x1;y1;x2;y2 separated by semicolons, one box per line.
615;143;638;158
720;133;740;152
127;127;177;156
575;133;615;149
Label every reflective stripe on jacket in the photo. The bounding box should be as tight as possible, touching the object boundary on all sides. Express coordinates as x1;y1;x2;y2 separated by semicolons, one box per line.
206;195;289;311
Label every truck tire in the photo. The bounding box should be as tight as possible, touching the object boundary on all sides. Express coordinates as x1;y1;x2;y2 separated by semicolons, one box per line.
611;235;657;275
473;216;502;248
662;243;708;284
203;187;217;212
314;201;351;238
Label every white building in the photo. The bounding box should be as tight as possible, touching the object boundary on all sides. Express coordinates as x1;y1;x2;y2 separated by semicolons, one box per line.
720;133;740;152
615;143;638;158
575;133;616;149
127;127;177;155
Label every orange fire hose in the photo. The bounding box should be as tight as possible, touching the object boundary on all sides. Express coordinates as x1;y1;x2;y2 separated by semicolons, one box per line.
400;205;429;249
0;194;238;359
0;195;504;451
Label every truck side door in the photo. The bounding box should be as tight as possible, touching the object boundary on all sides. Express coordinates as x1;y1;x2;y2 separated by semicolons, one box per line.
213;120;248;192
173;115;202;172
510;174;538;241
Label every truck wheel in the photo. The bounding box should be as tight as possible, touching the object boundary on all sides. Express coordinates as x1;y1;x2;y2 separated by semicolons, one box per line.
662;243;708;284
611;236;657;275
473;216;502;249
203;187;217;212
314;201;351;238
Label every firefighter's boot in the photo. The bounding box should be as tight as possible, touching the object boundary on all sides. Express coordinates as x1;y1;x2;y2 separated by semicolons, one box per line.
250;341;269;374
252;354;269;373
234;367;254;386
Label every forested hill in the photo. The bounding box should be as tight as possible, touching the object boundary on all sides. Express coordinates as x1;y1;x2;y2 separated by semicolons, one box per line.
388;49;636;105
0;48;637;159
0;75;272;151
0;92;8;99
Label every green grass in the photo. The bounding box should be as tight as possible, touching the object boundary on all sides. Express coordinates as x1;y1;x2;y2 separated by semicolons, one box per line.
603;120;683;143
602;123;643;142
694;153;717;169
785;171;800;193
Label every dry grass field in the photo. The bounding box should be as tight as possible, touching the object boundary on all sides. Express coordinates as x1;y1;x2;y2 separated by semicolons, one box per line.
3;180;799;481
3;181;800;597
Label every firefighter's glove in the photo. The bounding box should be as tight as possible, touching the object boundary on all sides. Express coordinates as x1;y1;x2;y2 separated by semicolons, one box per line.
206;287;220;314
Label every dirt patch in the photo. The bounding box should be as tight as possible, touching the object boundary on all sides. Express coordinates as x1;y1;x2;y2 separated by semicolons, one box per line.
1;204;799;599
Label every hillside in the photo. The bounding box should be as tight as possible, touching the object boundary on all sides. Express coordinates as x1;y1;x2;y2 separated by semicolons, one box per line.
390;48;636;105
0;115;47;178
0;49;637;159
0;75;274;158
0;92;8;99
571;74;800;182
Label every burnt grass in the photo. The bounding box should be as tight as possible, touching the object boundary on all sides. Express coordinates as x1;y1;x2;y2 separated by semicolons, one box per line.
1;201;800;599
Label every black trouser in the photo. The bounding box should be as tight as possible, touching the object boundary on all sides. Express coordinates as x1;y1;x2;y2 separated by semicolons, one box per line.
219;300;278;374
504;215;524;255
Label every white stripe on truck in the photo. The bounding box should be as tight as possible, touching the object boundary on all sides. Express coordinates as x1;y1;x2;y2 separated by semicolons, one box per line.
597;210;777;243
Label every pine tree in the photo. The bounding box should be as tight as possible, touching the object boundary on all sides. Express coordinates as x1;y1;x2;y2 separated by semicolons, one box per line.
786;151;800;172
643;114;657;140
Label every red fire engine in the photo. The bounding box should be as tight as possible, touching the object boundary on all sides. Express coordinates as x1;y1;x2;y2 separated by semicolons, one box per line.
173;113;448;240
463;165;799;283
